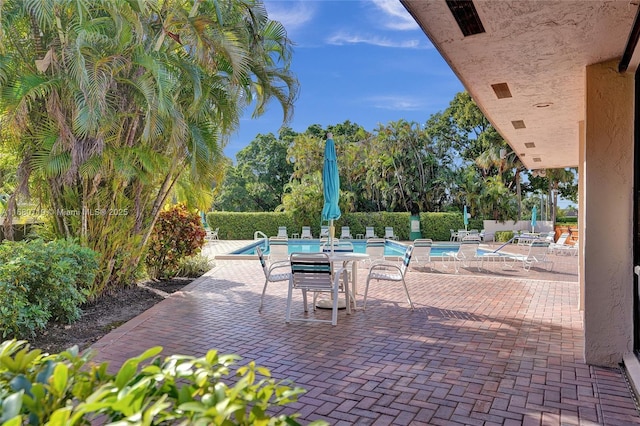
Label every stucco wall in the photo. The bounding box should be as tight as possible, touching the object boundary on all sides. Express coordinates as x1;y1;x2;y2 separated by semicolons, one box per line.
583;60;634;367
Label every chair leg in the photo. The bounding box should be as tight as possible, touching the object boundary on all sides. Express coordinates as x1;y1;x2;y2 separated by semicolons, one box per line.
331;282;339;326
258;278;268;313
363;276;372;310
342;269;351;315
303;289;308;312
285;280;293;323
401;277;414;310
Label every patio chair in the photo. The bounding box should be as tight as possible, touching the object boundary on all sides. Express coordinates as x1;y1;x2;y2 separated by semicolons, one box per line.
450;229;458;241
365;238;386;264
364;245;414;310
554;240;579;256
384;227;398;240
300;226;313;239
411;239;434;271
320;225;329;239
364;227;377;239
444;240;481;273
340;226;353;239
511;241;553;271
479;229;494;242
286;252;350;326
276;226;288;238
548;232;571;254
206;227;219;241
268;237;289;262
256;246;291;313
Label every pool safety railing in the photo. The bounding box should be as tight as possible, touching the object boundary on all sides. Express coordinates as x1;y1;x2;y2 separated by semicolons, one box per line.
254;230;268;240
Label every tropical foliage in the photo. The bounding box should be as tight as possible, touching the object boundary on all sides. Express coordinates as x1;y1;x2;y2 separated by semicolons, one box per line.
0;0;298;295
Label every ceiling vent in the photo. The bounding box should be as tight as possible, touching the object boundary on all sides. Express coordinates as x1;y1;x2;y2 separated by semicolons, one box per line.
446;1;485;37
533;157;542;162
524;142;536;148
511;120;526;129
491;83;512;99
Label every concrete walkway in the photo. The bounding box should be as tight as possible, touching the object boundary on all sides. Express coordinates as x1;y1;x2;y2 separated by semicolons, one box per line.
91;240;639;425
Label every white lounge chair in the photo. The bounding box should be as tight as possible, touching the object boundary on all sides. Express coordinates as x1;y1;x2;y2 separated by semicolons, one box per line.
364;227;376;239
511;241;553;271
411;239;434;271
300;226;313;239
548;232;571;254
256;246;291;313
479;229;494;242
276;226;288;238
320;225;329;239
384;227;398;240
206;227;219;241
340;226;353;239
444;240;481;273
364;245;414;310
286;252;350;326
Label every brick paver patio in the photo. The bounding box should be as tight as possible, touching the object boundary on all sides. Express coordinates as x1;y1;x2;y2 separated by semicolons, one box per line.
92;242;640;425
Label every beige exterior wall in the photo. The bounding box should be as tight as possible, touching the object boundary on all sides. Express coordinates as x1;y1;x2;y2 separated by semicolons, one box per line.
582;60;634;366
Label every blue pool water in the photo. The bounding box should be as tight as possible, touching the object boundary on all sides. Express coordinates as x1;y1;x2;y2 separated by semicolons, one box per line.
231;239;497;257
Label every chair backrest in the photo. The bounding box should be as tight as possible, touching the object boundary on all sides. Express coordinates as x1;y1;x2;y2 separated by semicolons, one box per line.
462;234;481;241
458;240;479;259
399;245;414;276
340;226;351;238
290;253;334;291
527;241;550;260
301;226;312;238
268;237;289;261
277;226;287;238
412;239;432;254
366;238;386;260
555;232;570;245
365;227;376;238
385;227;395;238
320;226;329;237
255;246;269;277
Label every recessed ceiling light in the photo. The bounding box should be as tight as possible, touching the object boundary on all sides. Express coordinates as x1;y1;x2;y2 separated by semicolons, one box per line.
533;102;553;108
524;142;536;148
512;120;526;129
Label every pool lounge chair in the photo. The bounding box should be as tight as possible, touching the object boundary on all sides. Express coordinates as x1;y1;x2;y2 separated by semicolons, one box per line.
277;226;288;238
300;226;313;239
320;225;329;239
548;232;571;254
365;227;376;239
384;227;398;240
411;239;434;271
444;240;481;273
511;241;553;271
340;226;353;239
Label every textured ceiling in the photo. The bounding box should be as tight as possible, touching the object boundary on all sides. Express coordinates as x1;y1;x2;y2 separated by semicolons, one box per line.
402;0;640;170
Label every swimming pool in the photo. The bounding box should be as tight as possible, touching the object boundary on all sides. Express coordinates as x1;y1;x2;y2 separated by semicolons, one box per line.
230;239;485;257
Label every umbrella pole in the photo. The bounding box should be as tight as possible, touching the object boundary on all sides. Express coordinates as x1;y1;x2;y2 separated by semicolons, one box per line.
329;219;335;252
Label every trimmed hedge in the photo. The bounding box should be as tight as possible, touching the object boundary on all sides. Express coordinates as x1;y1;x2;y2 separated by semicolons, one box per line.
206;211;484;241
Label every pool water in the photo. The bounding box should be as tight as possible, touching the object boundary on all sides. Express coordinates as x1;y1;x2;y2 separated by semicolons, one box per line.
231;239;500;257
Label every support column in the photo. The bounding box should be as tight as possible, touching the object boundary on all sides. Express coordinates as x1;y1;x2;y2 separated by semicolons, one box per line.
583;60;635;366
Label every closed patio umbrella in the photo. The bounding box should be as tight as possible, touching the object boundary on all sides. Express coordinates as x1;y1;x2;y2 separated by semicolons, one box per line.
531;206;537;233
322;133;341;250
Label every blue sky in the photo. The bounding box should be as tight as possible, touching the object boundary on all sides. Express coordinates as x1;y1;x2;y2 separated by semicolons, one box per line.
224;0;465;159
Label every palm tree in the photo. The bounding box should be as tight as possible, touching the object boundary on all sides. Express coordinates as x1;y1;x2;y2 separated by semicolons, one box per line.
0;0;298;295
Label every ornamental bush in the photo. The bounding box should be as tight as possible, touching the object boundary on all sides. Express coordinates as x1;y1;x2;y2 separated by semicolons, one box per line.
0;340;327;425
0;239;98;338
146;204;207;279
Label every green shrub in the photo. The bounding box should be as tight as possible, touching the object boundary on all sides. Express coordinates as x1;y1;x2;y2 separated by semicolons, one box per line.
177;254;214;277
0;239;98;338
0;340;327;425
146;204;206;279
495;231;514;242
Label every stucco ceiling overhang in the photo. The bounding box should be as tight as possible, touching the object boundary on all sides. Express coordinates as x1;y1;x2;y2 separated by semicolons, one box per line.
401;0;640;170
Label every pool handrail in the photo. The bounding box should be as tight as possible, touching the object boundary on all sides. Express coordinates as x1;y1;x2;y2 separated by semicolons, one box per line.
254;230;268;240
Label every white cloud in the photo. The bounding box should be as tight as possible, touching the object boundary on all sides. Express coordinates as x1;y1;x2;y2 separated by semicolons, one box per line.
365;95;424;111
264;1;315;32
370;0;419;31
327;32;422;48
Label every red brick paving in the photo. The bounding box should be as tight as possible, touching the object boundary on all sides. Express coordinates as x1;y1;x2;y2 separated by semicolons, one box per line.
91;251;640;425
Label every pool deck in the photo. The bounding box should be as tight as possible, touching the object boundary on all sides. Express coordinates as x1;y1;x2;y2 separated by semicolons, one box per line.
91;240;640;425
